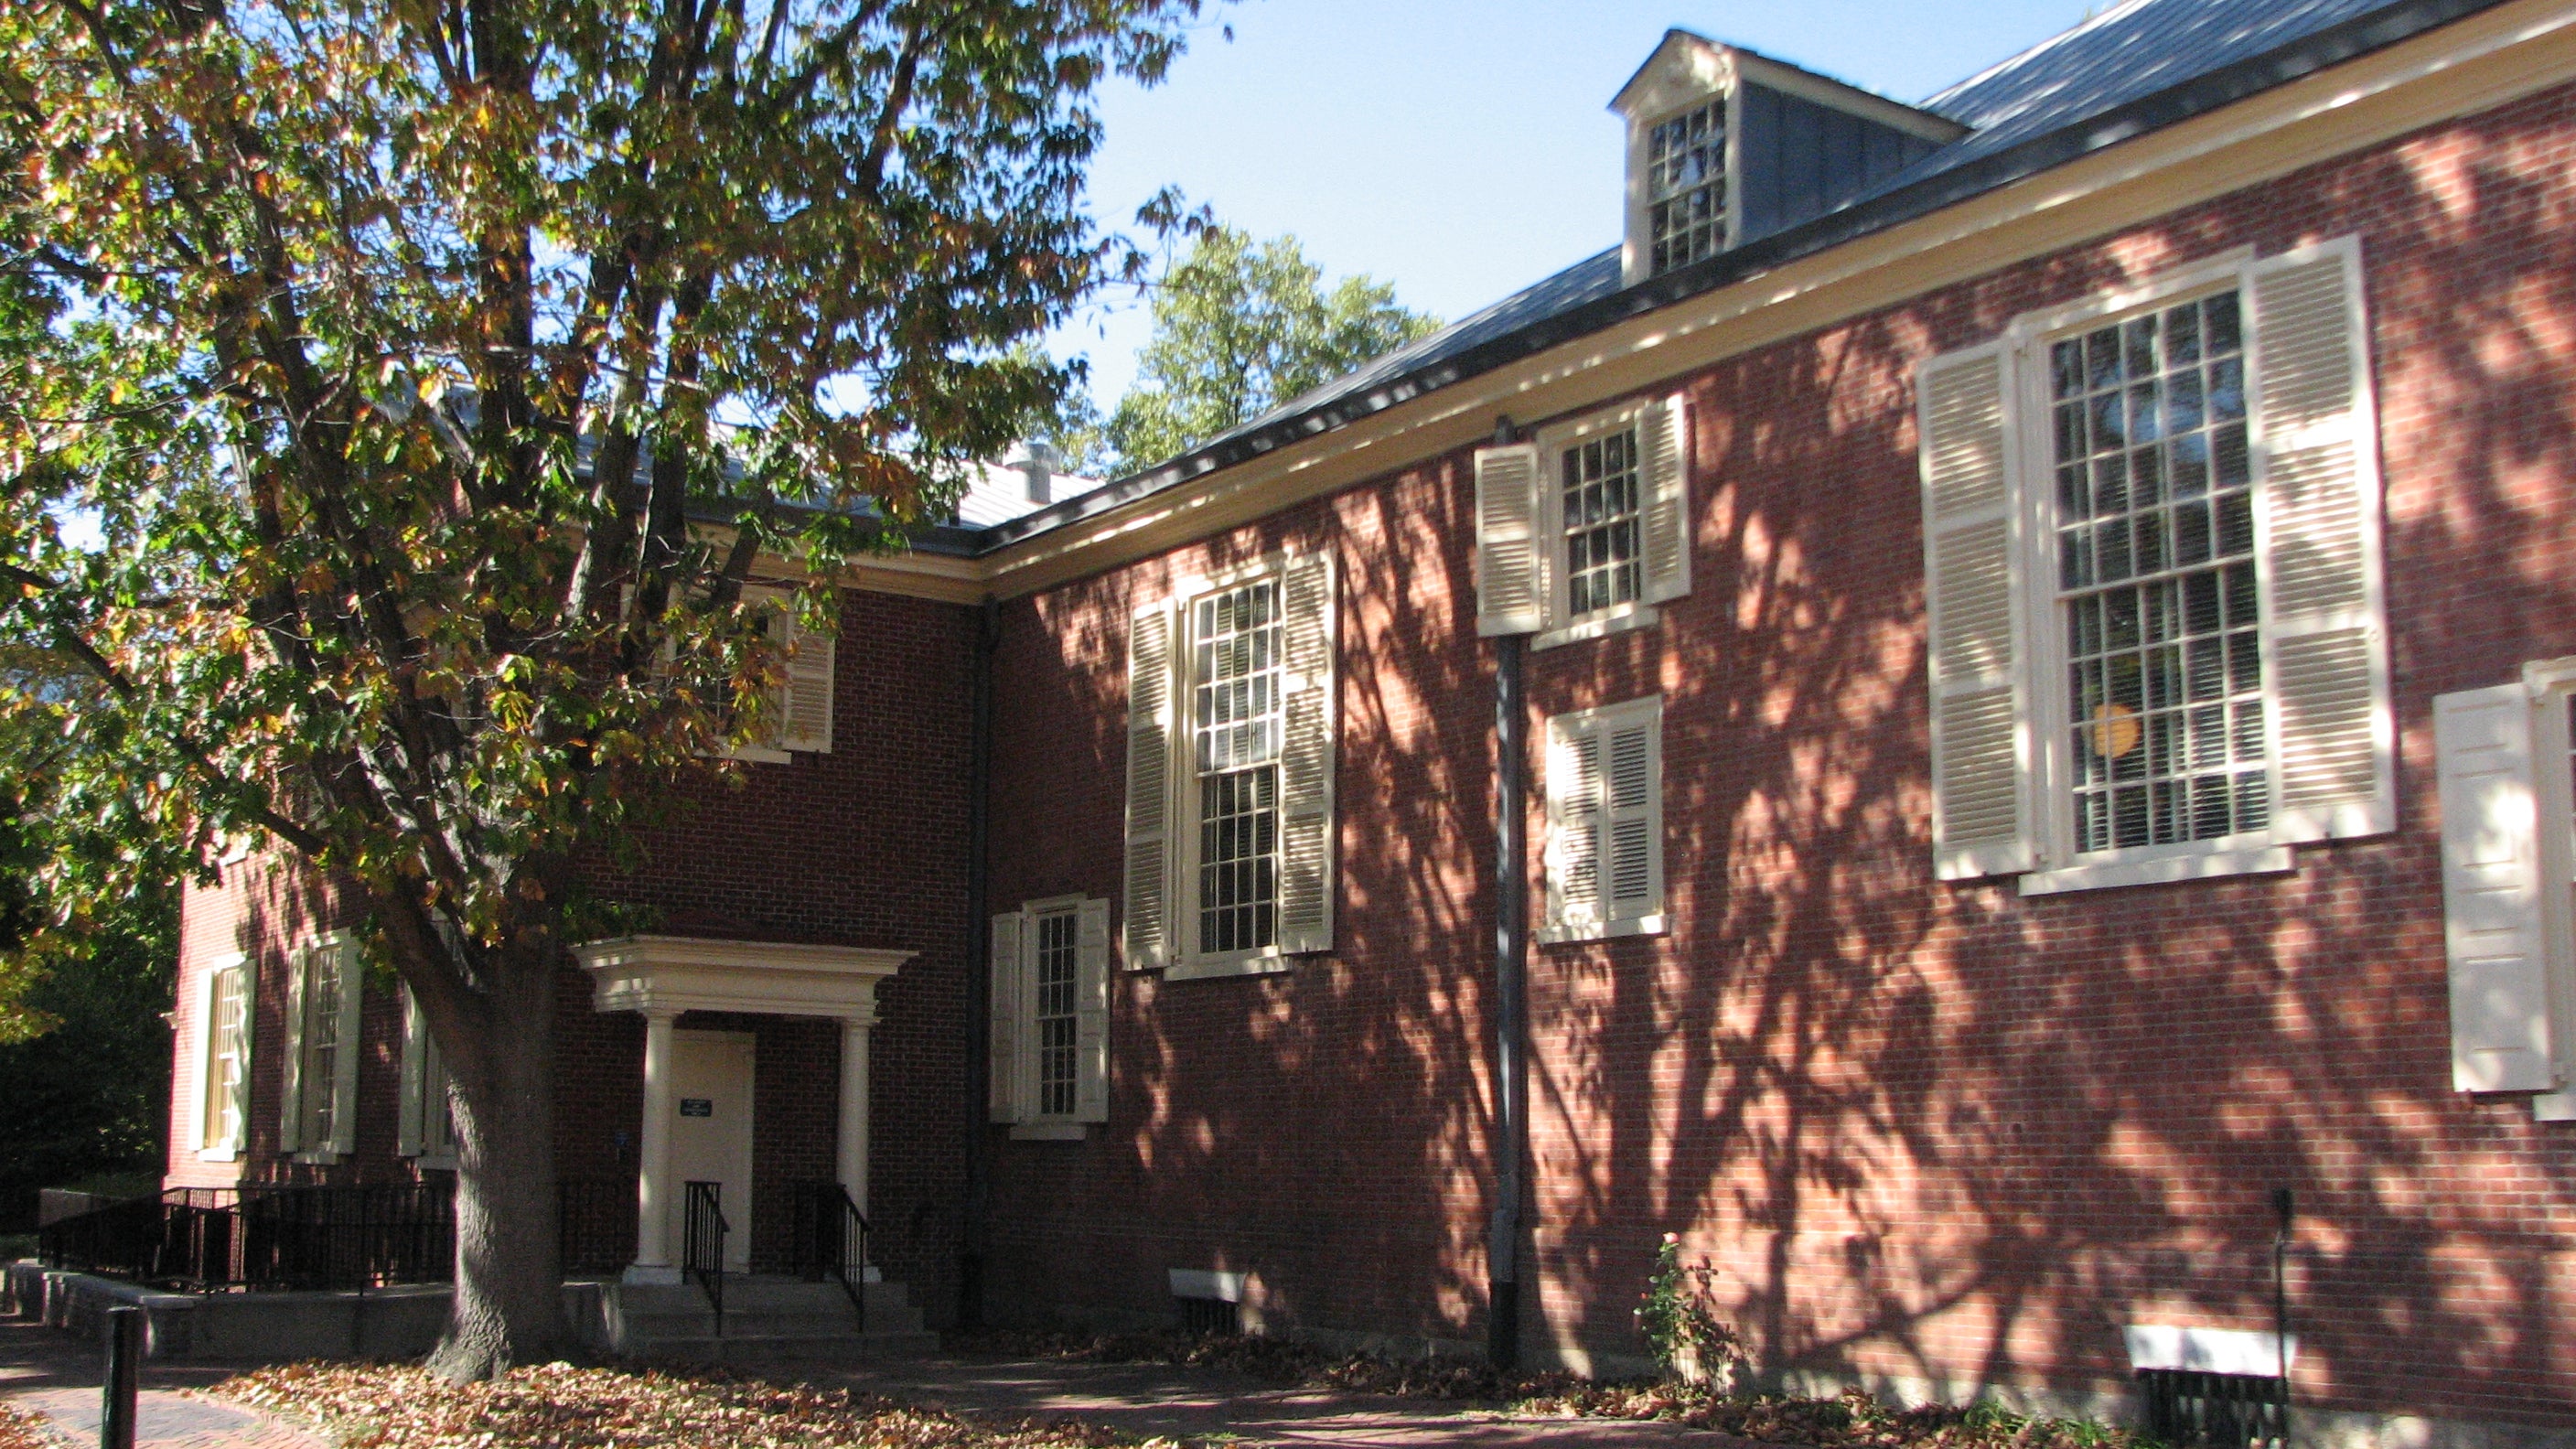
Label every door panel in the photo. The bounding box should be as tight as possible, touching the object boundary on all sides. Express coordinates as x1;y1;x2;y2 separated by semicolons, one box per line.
668;1031;754;1271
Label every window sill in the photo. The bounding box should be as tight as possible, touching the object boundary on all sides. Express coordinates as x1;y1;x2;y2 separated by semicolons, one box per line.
1164;952;1296;982
402;1153;459;1170
1008;1122;1088;1142
1537;913;1667;945
196;1146;240;1164
293;1149;344;1166
726;745;793;765
1532;606;1659;653
2015;844;2295;896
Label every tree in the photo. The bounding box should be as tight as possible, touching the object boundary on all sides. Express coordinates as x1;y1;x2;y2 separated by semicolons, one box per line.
1101;226;1442;469
0;0;1208;1378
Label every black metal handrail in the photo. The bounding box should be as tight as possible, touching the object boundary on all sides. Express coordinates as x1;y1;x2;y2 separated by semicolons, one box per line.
39;1185;454;1293
795;1180;870;1331
682;1179;728;1336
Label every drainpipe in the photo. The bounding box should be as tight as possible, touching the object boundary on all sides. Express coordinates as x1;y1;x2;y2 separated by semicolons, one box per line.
961;596;999;1329
1487;415;1530;1371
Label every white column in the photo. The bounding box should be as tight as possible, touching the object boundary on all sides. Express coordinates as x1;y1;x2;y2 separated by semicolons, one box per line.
836;1017;871;1211
627;1010;682;1284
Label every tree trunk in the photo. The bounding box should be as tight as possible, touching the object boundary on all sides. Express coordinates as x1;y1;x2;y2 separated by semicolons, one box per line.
427;940;567;1381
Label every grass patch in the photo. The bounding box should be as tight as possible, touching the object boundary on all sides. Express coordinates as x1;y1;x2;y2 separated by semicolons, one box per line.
218;1361;1202;1448
951;1329;2160;1449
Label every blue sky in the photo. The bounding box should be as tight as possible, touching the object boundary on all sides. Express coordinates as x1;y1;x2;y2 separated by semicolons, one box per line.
1047;0;2101;413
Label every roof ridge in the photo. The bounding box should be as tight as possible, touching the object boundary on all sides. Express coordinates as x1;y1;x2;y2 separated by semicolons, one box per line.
1920;0;2162;110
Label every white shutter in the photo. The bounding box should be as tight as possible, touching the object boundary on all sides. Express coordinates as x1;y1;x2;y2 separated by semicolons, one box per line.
778;606;837;754
1603;706;1664;921
2249;239;2393;843
1546;719;1604;932
228;965;253;1154
1475;443;1547;636
329;945;361;1155
988;911;1024;1123
1640;396;1693;605
1075;898;1111;1122
398;987;426;1156
1123;603;1177;971
2437;685;2558;1093
279;948;308;1152
1917;343;2033;880
1277;553;1338;955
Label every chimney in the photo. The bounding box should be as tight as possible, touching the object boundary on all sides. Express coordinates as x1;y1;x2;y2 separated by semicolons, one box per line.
1018;442;1058;505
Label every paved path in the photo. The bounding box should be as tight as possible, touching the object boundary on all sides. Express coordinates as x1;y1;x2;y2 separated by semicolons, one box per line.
830;1354;1751;1447
0;1321;322;1449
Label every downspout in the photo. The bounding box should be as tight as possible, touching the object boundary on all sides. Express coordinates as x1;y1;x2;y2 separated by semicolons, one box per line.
961;596;999;1329
1487;415;1530;1370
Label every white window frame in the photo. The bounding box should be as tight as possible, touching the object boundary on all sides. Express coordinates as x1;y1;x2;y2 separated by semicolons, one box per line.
1534;402;1665;650
1171;553;1296;981
2004;252;2300;894
281;931;362;1163
194;952;251;1163
1539;694;1668;944
398;984;459;1168
991;895;1110;1138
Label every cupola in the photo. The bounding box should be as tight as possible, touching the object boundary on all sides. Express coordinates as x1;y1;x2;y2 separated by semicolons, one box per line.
1611;32;1968;286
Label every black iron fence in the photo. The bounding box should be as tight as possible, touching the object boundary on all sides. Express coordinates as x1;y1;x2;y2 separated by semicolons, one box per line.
557;1176;638;1277
40;1185;453;1293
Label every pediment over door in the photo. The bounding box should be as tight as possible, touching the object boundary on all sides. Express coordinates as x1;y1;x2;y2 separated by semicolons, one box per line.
575;936;914;1024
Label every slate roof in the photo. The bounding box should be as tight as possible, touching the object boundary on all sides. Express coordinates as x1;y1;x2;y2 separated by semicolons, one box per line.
970;0;2505;554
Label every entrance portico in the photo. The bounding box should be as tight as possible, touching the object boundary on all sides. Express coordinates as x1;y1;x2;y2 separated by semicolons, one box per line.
574;935;912;1285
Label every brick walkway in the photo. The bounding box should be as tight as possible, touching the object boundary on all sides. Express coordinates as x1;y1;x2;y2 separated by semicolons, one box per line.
0;1322;323;1449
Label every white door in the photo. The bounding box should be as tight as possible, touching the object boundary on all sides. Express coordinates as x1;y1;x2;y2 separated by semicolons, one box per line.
668;1031;755;1272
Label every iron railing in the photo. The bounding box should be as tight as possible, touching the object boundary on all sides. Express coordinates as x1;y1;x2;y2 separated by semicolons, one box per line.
39;1185;453;1293
556;1177;638;1277
795;1180;869;1331
2139;1369;2288;1449
682;1179;728;1335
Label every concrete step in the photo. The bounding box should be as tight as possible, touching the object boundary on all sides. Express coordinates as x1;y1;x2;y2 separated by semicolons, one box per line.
602;1275;928;1358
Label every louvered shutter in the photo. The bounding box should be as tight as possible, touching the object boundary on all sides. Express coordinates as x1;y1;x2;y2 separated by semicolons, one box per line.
1277;554;1338;955
988;911;1024;1122
2437;686;2558;1093
228;965;253;1154
329;945;362;1155
778;606;837;754
1917;343;2033;880
2249;240;2393;842
1640;397;1693;605
1546;720;1604;932
1075;898;1111;1122
398;986;425;1156
1123;603;1177;971
279;948;308;1152
1604;707;1664;921
1476;444;1547;636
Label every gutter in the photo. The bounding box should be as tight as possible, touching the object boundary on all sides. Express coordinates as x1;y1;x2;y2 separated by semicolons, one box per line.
959;597;999;1328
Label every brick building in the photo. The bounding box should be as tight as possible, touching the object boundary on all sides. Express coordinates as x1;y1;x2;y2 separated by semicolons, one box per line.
163;0;2576;1437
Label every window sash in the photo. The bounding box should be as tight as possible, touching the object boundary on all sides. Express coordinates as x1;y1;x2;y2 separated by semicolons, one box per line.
1187;575;1284;961
1031;908;1080;1120
204;966;246;1152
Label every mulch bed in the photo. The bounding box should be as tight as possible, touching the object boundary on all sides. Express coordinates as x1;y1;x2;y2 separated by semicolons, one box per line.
219;1362;1198;1449
949;1329;2157;1449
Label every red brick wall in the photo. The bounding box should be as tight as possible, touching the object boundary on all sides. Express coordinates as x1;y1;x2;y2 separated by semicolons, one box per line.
166;585;980;1313
982;80;2576;1426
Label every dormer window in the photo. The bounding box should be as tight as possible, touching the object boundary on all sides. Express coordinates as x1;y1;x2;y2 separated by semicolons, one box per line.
1613;32;1968;287
1646;102;1726;274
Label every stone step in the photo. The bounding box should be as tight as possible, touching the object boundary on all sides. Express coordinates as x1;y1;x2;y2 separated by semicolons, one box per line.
617;1328;941;1364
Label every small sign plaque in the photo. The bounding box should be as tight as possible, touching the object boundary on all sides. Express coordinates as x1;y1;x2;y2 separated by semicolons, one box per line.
679;1098;714;1118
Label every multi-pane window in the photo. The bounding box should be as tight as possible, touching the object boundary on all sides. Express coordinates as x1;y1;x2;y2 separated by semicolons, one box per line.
299;948;343;1147
1193;580;1283;955
1033;909;1079;1118
2052;290;2262;853
1648;102;1725;274
203;965;247;1152
1562;429;1644;618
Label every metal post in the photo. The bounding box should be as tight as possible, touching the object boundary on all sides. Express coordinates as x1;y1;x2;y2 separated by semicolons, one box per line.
101;1305;142;1449
2272;1187;2294;1449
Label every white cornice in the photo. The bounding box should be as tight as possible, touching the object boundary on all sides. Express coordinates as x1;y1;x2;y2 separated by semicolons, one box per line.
834;0;2576;606
575;934;915;1023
